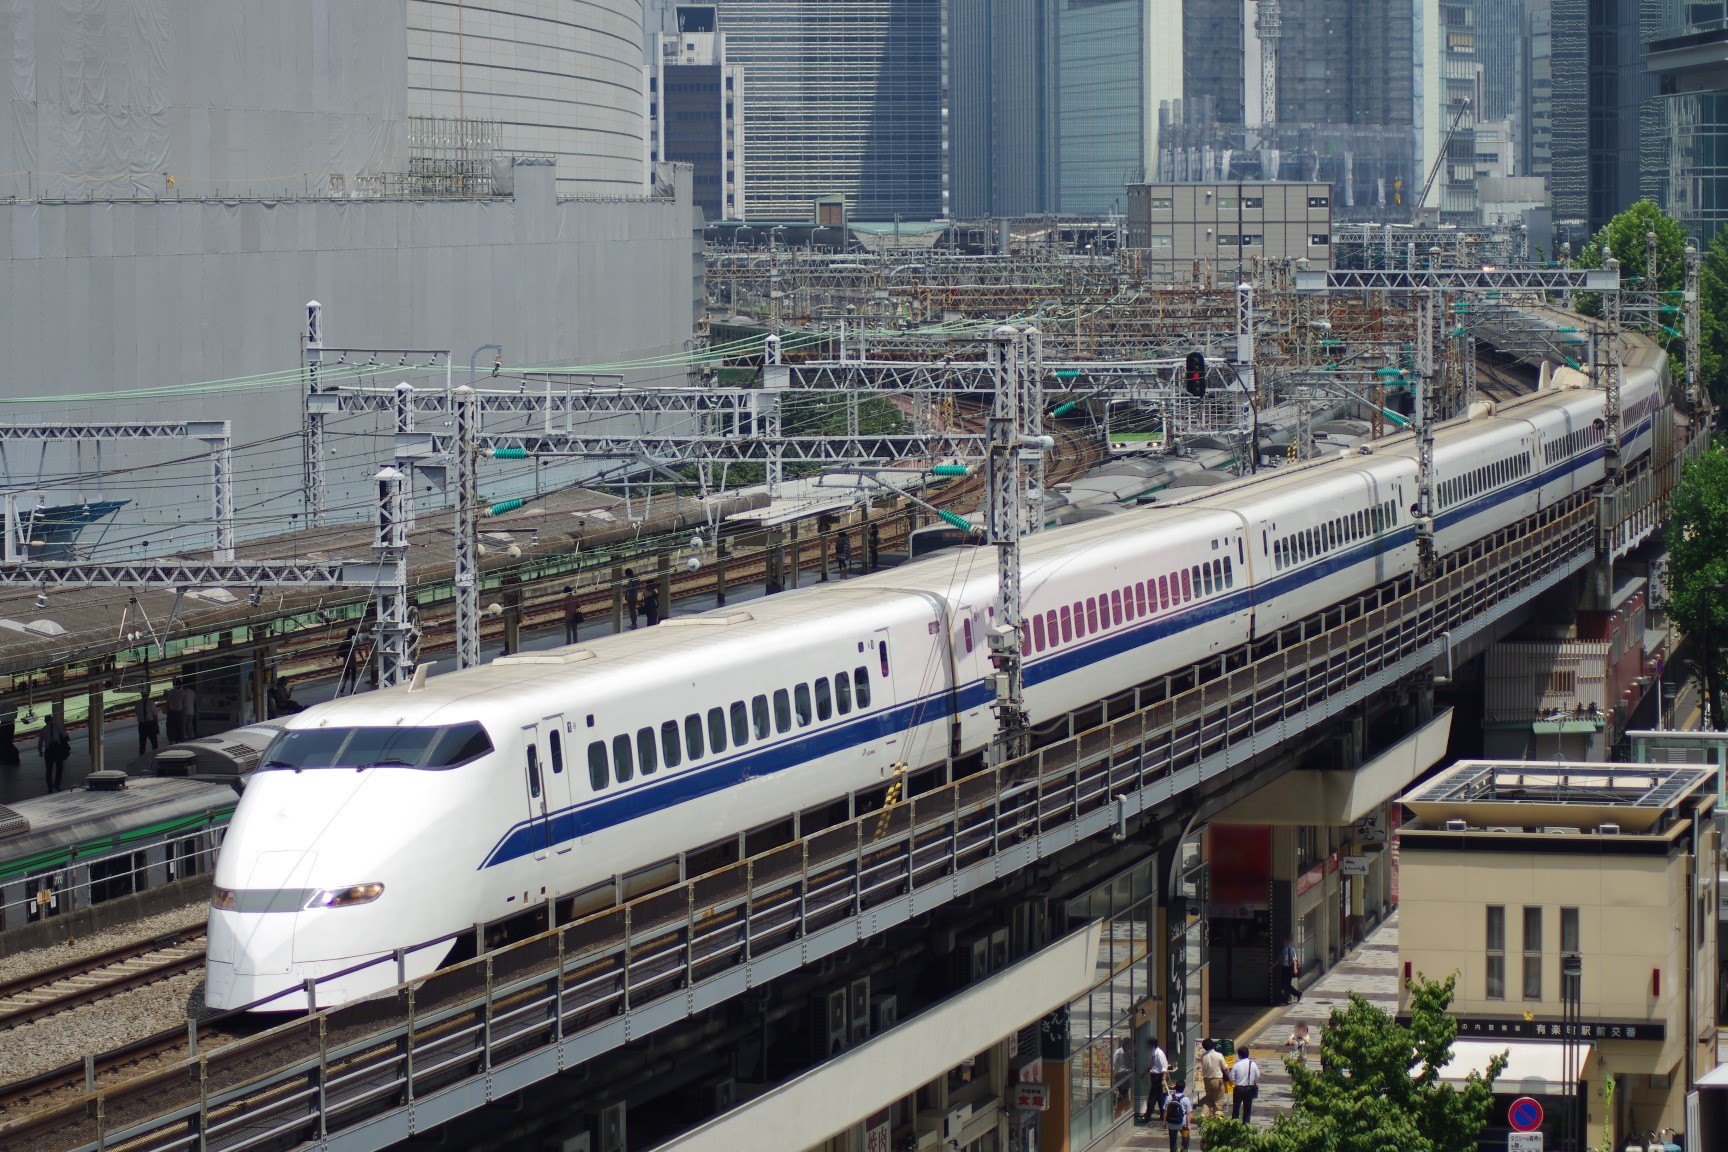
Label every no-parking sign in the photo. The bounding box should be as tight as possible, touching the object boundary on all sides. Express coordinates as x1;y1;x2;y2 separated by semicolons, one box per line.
1508;1096;1544;1133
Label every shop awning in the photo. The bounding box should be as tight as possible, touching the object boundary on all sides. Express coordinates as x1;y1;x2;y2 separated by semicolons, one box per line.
1438;1039;1595;1095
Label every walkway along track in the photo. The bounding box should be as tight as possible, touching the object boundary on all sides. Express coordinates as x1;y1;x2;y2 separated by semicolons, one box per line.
0;932;206;1032
0;469;1650;1152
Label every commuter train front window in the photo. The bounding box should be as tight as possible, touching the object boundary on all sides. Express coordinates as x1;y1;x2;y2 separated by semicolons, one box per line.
587;741;608;790
612;734;634;783
260;722;493;771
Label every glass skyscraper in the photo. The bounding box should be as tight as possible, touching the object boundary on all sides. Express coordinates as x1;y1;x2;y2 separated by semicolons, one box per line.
708;0;946;221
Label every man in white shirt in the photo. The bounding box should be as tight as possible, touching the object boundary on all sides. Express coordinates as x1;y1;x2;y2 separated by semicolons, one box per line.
1138;1038;1170;1123
1228;1045;1262;1123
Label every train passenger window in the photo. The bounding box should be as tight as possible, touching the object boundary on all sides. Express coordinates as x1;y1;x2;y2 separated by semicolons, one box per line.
526;746;541;798
962;617;974;652
661;721;682;768
1223;557;1234;587
815;678;833;720
1032;614;1046;650
753;695;771;739
548;731;564;774
730;701;749;746
612;734;634;783
878;640;890;677
1059;605;1073;642
854;667;871;707
1111;590;1123;624
1214;559;1224;588
1084;599;1098;632
1202;564;1214;595
1158;575;1169;607
794;683;813;726
708;707;728;752
1045;609;1059;644
836;672;852;714
588;741;608;790
1135;583;1148;615
685;713;704;760
1181;569;1193;600
637;728;657;775
774;689;792;732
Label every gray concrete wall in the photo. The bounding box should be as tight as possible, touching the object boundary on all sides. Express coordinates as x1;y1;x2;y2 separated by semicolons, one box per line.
0;160;701;555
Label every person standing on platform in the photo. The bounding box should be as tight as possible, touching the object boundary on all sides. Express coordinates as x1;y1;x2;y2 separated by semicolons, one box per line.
0;714;17;766
136;692;160;756
336;628;361;695
867;523;881;571
1228;1045;1261;1123
624;569;641;629
835;531;852;576
163;680;187;743
643;585;662;627
562;586;583;643
38;716;70;792
182;679;200;737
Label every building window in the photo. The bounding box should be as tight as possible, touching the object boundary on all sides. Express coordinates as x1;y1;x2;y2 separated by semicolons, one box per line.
1486;906;1505;999
1219;234;1240;247
1242;196;1263;209
1308;195;1329;208
1310;234;1331;246
1522;907;1543;999
1241;234;1263;246
1147;232;1172;248
1560;907;1579;954
1149;196;1173;210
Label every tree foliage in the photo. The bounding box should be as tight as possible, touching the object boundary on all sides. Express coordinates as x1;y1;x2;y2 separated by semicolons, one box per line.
1199;976;1504;1152
1664;444;1728;728
1700;229;1728;405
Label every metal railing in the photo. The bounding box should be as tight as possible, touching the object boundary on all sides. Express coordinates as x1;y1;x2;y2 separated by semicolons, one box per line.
0;827;225;935
2;489;1609;1152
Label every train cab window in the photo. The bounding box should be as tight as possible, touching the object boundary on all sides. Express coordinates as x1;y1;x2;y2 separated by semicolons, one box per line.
854;667;872;707
815;678;833;720
685;713;705;760
587;741;608;790
1110;589;1123;624
612;734;634;783
730;701;749;746
1181;569;1193;599
795;684;814;726
526;746;541;798
878;640;890;677
637;728;657;775
1085;599;1099;632
1135;583;1148;615
1059;605;1073;642
773;689;792;733
548;731;564;774
836;672;852;714
708;707;728;752
1032;614;1046;650
661;721;682;768
752;695;771;739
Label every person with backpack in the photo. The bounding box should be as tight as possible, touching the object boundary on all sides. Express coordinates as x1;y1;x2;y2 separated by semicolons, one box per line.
1163;1083;1192;1151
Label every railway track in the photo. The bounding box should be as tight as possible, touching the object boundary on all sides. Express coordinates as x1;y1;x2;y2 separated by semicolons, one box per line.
0;932;208;1031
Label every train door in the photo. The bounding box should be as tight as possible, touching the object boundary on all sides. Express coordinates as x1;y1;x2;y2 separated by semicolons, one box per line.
543;715;573;855
521;723;550;861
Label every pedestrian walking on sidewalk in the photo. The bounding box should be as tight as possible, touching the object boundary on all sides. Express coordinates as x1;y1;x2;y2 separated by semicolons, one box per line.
1199;1039;1227;1117
1138;1036;1170;1122
1273;934;1302;1004
1228;1046;1261;1123
1162;1085;1192;1152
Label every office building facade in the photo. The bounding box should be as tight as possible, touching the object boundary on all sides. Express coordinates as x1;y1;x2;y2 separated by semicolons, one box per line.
650;5;746;220
707;0;945;221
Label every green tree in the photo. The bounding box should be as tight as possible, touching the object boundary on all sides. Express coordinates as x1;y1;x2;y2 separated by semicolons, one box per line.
1575;199;1689;299
1664;444;1728;729
1199;976;1504;1152
1699;229;1728;405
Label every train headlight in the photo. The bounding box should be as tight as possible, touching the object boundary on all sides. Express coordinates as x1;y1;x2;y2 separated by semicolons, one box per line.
306;883;385;909
211;887;237;911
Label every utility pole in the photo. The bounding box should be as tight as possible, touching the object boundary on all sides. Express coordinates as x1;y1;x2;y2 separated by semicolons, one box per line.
453;385;481;669
985;325;1051;766
302;300;328;528
1413;292;1438;582
372;466;413;687
1685;243;1702;410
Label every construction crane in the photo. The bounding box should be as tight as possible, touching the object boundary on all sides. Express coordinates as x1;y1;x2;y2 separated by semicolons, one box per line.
1416;99;1473;212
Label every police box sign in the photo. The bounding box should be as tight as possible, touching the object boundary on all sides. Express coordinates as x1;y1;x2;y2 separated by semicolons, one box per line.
1414;1016;1665;1042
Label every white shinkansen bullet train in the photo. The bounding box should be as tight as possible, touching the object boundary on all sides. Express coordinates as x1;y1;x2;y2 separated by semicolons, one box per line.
207;352;1668;1011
